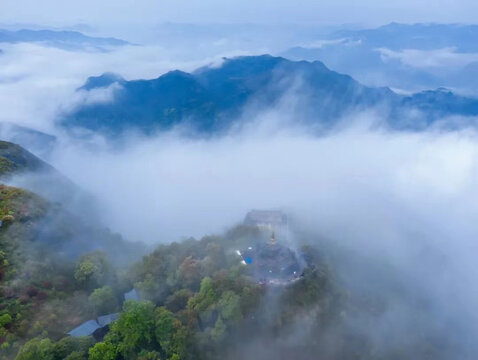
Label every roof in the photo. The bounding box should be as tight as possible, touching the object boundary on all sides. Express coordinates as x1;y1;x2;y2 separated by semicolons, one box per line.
244;210;287;226
67;320;101;337
124;288;140;302
240;242;302;281
97;313;119;327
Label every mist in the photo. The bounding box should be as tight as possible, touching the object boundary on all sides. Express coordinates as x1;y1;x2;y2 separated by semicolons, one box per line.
23;100;473;358
2;18;478;359
0;42;248;133
3;0;478;29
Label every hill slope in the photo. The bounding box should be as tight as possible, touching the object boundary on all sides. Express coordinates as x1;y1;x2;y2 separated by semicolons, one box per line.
0;143;144;357
0;140;54;178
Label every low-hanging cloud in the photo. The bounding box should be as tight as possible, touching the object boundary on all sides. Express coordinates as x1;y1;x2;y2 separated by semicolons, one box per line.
0;42;248;133
378;47;478;69
48;118;478;244
2;34;478;357
45;112;478;358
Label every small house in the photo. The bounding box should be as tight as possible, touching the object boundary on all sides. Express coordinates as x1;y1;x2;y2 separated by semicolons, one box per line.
67;320;101;338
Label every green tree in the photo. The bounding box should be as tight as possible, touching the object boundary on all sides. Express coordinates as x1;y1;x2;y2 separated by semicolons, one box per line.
88;286;119;315
0;313;12;327
187;277;216;313
51;336;94;360
154;307;176;355
88;341;117;360
170;326;189;360
109;301;156;358
137;350;161;359
16;337;54;360
74;251;113;289
210;316;226;342
64;351;86;360
218;291;242;323
135;273;160;301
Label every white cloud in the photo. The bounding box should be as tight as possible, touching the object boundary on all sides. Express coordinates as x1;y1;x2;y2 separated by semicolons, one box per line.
0;42;245;132
1;25;478;355
378;47;478;69
1;0;478;29
42;116;478;357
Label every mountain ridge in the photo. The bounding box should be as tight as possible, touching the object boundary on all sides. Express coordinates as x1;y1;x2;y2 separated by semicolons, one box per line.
63;55;478;136
0;28;129;50
63;55;394;134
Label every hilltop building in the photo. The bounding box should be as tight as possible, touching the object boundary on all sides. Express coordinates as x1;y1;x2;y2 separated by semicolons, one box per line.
244;210;288;241
238;212;302;284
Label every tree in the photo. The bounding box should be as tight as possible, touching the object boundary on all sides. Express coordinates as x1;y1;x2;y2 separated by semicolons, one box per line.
187;277;216;313
137;350;161;359
0;249;8;280
88;286;119;315
74;251;113;289
165;289;192;313
16;337;54;360
154;307;176;355
88;342;117;360
135;273;160;301
202;242;226;274
210;316;226;342
218;291;242;323
0;313;12;327
109;301;157;358
51;336;94;360
64;351;86;360
170;325;189;360
178;256;202;289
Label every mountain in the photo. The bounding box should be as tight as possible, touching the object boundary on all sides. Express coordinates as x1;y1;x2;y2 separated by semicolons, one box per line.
0;140;143;259
281;23;478;92
62;55;394;134
332;23;478;52
0;122;56;159
0;29;129;50
79;72;126;91
0;140;95;219
62;55;478;135
0;144;144;358
0;140;55;178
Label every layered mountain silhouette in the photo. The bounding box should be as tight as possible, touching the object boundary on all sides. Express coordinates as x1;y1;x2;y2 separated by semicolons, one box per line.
0;28;128;50
331;23;478;52
281;23;478;92
62;55;478;135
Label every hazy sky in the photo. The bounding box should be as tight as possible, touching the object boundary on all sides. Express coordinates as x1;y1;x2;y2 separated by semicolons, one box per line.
2;0;478;29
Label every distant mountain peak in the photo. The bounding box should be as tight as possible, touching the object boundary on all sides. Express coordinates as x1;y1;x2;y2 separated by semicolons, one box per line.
79;73;125;91
0;28;129;50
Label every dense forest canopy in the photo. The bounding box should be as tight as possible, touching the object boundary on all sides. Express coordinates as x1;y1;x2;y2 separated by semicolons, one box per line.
0;177;456;359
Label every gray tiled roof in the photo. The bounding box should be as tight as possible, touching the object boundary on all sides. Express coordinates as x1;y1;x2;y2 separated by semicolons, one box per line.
97;313;119;327
67;320;101;337
124;288;140;302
